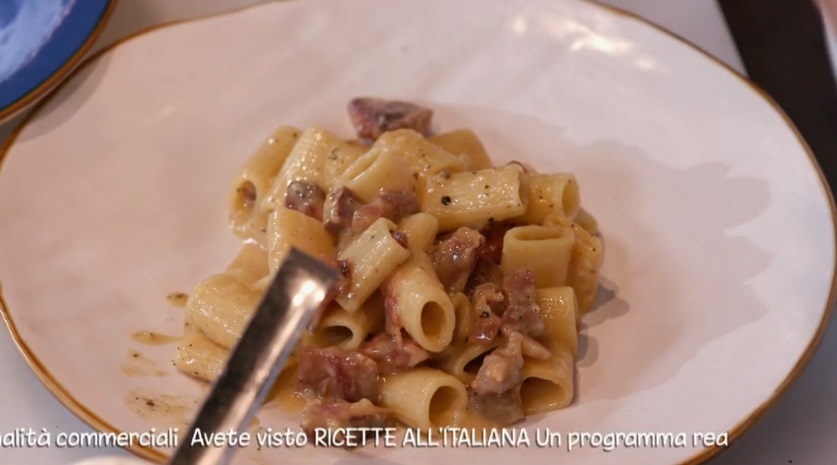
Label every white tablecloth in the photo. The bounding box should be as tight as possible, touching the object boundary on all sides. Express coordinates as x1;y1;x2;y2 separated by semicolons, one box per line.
0;1;833;464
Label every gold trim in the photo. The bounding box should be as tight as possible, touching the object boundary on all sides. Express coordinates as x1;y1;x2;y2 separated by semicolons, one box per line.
0;0;118;125
584;2;837;464
0;294;166;463
0;1;835;465
0;3;294;463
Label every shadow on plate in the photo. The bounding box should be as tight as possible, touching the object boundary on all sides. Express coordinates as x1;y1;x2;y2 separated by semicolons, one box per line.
433;102;772;407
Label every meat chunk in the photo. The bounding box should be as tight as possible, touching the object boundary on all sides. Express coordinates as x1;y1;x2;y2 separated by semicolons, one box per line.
300;398;391;442
467;283;504;344
285;181;325;220
478;222;513;263
297;347;379;402
390;230;409;248
323;187;362;235
468;389;524;425
352;190;420;233
347;97;433;141
500;326;550;360
381;290;403;340
465;256;505;295
501;269;544;337
470;331;524;396
360;333;429;374
431;227;485;293
238;181;256;208
463;222;511;294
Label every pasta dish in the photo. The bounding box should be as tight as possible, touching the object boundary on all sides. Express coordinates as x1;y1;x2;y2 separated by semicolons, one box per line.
173;98;603;436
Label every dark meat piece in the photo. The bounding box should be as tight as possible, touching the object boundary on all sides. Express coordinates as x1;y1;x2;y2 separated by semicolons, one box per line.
297;347;379;402
360;333;429;374
352;190;419;233
323;187;362;235
501;269;544;337
390;229;409;248
285;181;325;220
347;97;433;141
478;222;514;263
500;326;550;360
470;331;524;395
382;289;402;339
467;283;504;344
238;181;256;207
468;389;524;425
465;256;505;295
431;227;485;293
300;398;391;442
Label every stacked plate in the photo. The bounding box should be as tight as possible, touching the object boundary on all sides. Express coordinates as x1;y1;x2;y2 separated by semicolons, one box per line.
0;0;114;123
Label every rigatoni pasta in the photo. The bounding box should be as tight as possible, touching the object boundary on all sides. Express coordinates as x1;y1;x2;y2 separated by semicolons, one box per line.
337;143;415;202
174;98;605;437
428;129;493;171
335;217;411;312
397;213;439;253
419;164;528;231
518;349;575;414
266;207;335;274
501;224;575;288
379;368;469;429
383;253;455;352
517;172;581;224
300;300;383;351
229;126;301;242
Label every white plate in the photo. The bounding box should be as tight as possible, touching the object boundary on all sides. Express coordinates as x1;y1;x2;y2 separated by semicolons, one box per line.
0;0;834;464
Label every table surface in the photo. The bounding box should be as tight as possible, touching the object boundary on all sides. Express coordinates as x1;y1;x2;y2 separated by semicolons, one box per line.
0;1;834;464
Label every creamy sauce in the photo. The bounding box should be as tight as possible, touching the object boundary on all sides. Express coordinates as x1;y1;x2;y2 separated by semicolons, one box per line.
121;349;166;377
453;410;503;430
124;390;198;430
268;366;501;433
266;365;306;413
250;416;261;432
166;292;189;307
130;330;180;345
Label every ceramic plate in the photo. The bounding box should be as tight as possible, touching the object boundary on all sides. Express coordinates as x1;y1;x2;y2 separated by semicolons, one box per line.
0;0;114;123
0;0;834;464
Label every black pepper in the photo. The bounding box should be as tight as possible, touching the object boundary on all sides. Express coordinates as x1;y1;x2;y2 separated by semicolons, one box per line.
441;196;452;206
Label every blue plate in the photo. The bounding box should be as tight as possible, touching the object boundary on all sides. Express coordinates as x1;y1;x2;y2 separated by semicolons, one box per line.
0;0;114;122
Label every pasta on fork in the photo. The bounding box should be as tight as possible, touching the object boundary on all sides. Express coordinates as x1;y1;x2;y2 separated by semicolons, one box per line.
173;97;604;438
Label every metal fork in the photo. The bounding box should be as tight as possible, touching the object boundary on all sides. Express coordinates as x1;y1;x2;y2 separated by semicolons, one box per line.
167;248;337;465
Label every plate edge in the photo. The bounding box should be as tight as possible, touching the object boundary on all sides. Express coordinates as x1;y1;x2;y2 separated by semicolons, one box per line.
584;1;837;464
